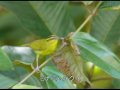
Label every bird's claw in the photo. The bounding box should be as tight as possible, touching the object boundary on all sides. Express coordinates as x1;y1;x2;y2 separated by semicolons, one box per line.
31;64;40;73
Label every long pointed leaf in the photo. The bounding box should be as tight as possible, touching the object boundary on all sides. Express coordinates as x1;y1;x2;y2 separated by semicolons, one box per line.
0;1;75;37
72;32;120;79
91;10;120;50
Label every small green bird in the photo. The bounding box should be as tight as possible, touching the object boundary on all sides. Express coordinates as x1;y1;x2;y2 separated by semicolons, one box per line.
26;35;59;71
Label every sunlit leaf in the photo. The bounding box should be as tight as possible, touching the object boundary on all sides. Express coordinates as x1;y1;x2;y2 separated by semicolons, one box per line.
1;46;36;65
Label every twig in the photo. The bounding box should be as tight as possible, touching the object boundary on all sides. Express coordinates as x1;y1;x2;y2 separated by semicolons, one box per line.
16;56;53;85
71;1;103;38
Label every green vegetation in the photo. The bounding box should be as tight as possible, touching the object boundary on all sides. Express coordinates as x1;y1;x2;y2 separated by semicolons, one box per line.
0;1;120;89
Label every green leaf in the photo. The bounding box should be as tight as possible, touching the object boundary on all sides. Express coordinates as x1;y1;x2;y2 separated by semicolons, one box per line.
0;9;30;43
0;66;43;88
0;1;75;37
30;1;75;37
1;46;36;65
13;67;41;86
0;1;51;37
90;10;120;50
112;78;120;89
100;1;120;9
24;76;42;88
0;74;17;89
12;84;40;89
68;3;88;31
71;32;120;79
42;66;75;89
0;48;14;70
40;72;57;89
1;66;43;88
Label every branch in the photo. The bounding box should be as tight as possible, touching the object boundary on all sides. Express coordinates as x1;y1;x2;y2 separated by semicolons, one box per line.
16;56;53;85
72;1;103;38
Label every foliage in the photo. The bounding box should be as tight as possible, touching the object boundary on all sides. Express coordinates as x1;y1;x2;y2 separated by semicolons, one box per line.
0;1;120;89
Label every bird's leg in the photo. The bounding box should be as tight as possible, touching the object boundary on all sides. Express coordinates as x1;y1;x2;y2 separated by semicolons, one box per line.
31;63;35;70
36;54;40;72
30;54;40;72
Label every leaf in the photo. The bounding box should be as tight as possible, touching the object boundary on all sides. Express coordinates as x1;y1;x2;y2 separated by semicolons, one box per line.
112;78;120;89
13;67;42;87
0;1;75;37
100;1;120;9
90;10;120;50
0;1;50;37
0;9;31;43
12;84;40;89
71;32;120;79
68;3;89;31
81;1;93;5
41;66;75;89
53;44;90;84
0;74;17;89
1;46;36;65
0;66;42;88
30;1;75;37
24;76;42;88
0;48;14;70
85;63;112;89
40;72;58;89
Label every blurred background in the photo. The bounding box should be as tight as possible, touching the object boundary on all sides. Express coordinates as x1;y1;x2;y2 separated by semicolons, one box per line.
0;1;90;46
0;5;40;46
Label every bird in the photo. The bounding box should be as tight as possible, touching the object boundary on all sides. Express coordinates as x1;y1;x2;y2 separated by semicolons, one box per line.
25;35;59;71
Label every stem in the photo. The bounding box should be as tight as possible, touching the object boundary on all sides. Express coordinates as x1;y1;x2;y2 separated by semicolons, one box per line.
16;56;53;85
72;1;103;37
